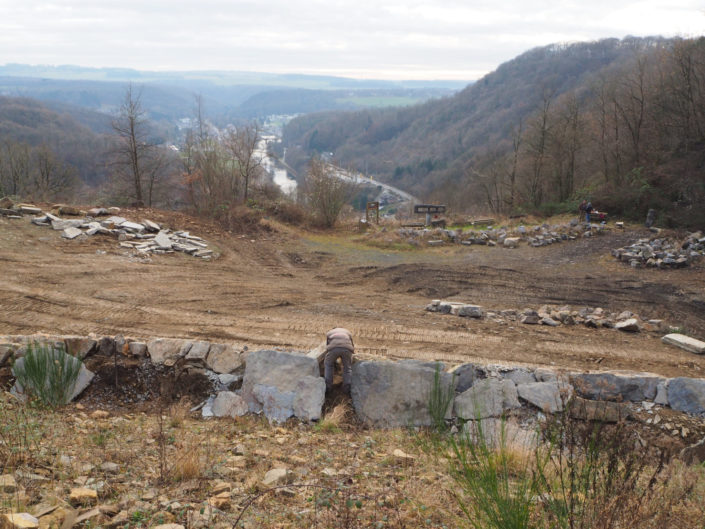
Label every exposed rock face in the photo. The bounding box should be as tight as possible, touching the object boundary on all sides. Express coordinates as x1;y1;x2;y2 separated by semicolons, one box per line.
454;378;520;420
662;333;705;354
240;350;324;422
351;361;454;428
668;377;705;415
570;373;662;402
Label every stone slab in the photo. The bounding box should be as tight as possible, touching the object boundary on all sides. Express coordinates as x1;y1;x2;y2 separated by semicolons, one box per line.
662;333;705;354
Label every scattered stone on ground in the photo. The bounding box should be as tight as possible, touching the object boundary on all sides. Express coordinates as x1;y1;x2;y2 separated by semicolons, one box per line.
383;219;607;249
426;299;672;333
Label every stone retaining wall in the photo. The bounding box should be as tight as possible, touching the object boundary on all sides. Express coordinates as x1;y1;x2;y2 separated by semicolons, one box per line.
2;334;705;430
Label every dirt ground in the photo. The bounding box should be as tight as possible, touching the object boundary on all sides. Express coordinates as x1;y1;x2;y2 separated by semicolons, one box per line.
2;208;705;379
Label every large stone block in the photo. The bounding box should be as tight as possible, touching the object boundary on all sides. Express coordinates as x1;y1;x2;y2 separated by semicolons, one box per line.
252;376;326;423
570;372;662;402
517;381;568;413
450;363;487;393
498;367;536;385
351;361;455;428
455;378;520;420
185;341;211;365
568;397;630;422
241;350;323;421
64;337;97;359
457;305;483;318
205;343;244;374
668;377;705;415
147;338;188;365
662;334;705;355
211;391;248;418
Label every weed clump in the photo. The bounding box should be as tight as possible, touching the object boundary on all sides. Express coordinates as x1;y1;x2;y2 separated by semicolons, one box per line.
12;342;82;408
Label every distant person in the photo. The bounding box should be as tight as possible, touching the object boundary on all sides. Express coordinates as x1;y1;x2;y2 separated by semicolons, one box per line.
585;202;594;224
324;327;355;394
578;200;587;222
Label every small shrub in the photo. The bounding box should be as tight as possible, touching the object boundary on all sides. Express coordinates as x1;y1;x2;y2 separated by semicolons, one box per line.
12;342;82;408
449;419;537;529
428;365;456;433
0;393;45;471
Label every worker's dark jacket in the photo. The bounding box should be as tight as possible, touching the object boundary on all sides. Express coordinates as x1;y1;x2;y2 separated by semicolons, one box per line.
326;328;354;353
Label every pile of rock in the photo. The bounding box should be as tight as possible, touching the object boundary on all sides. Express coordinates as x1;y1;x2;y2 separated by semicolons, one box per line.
394;220;606;249
0;198;214;259
426;299;665;333
612;232;705;268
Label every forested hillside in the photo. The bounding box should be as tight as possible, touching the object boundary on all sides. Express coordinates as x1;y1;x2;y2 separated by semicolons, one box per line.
282;37;705;227
0;96;113;195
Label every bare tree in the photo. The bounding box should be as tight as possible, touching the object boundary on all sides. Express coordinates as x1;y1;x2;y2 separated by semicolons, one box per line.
111;84;165;206
302;157;357;227
224;123;264;205
0;141;30;197
523;88;556;207
32;145;77;201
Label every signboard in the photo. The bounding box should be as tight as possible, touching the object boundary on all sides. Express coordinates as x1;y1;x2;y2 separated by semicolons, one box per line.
413;204;446;214
366;201;380;224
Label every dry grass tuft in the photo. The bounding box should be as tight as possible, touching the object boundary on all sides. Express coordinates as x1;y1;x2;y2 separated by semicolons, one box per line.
326;401;353;427
170;437;203;482
168;400;191;428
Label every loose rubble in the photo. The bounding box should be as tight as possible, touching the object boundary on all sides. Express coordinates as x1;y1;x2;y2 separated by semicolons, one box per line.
425;299;669;333
0;198;214;260
611;231;705;269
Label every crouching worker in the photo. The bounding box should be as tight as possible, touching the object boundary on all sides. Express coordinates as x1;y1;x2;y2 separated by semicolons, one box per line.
324;327;354;394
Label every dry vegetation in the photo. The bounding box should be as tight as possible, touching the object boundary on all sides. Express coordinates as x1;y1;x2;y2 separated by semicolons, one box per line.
1;390;705;529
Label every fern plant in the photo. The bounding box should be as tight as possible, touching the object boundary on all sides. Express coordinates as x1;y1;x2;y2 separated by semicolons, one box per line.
12;342;82;407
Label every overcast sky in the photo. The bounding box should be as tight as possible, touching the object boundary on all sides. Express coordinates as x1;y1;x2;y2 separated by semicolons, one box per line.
1;1;704;80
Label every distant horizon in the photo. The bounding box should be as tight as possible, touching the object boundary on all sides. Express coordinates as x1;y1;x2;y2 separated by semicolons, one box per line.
2;1;703;81
0;62;476;84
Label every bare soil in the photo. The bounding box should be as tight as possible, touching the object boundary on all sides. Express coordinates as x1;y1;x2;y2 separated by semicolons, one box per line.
2;209;705;380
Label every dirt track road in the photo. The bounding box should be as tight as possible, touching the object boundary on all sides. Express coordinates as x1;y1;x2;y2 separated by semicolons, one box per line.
2;210;705;378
